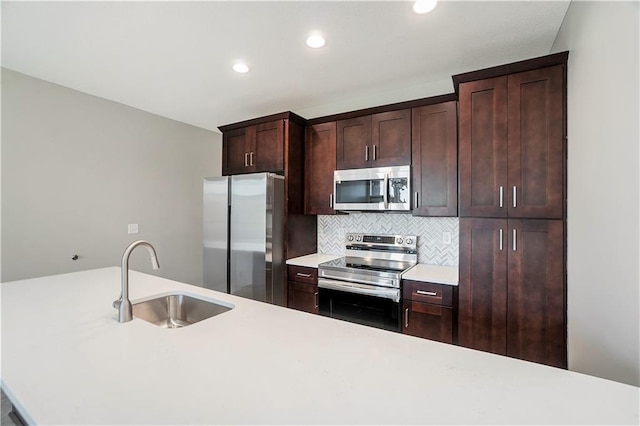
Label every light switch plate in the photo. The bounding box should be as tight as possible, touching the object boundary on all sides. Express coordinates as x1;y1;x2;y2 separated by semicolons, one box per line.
128;224;139;234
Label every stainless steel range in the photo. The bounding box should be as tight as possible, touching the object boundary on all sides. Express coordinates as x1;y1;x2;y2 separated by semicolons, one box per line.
317;233;417;332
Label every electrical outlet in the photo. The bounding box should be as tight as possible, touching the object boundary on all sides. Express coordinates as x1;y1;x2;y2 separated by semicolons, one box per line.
128;224;139;234
443;232;452;245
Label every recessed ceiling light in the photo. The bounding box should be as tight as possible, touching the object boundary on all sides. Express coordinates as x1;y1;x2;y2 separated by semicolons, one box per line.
413;0;437;14
233;62;250;73
306;33;326;49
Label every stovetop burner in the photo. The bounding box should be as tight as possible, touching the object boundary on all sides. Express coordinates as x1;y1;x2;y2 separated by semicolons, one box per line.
320;256;415;274
317;233;418;289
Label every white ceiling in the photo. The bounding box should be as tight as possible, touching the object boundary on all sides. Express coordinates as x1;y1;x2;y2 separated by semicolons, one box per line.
1;1;570;132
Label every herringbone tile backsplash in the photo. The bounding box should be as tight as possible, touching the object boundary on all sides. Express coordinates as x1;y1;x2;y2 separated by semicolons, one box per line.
318;214;459;266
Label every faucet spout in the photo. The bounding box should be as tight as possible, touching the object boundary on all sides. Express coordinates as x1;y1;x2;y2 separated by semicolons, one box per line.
114;240;160;323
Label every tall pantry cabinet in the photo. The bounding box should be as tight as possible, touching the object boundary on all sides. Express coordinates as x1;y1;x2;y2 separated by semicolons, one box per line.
455;52;568;368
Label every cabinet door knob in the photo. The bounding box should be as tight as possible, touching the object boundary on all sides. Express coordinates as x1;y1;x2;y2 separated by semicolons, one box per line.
314;292;319;309
513;186;517;208
330;194;333;208
404;308;410;328
499;186;504;208
513;229;517;251
365;146;370;162
250;152;254;166
499;229;504;251
414;192;419;209
244;152;249;167
373;145;377;161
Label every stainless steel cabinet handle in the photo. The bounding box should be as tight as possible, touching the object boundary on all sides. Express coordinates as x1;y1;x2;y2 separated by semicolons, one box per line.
296;273;312;278
330;194;333;208
513;229;517;251
250;152;254;166
314;292;319;309
499;229;503;251
383;173;389;209
365;146;369;161
416;290;437;296
404;308;409;328
513;186;517;208
244;152;249;167
499;186;504;208
414;192;419;209
373;145;377;161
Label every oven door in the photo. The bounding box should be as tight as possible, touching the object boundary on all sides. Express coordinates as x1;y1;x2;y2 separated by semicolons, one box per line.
333;165;410;211
318;278;401;332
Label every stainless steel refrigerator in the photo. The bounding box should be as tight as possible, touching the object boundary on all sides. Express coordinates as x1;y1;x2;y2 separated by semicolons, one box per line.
203;173;285;305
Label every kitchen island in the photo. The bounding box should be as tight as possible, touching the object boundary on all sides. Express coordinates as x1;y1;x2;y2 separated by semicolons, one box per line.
1;268;638;424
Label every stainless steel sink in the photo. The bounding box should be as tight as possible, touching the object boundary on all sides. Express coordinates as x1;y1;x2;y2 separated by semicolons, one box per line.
132;292;233;328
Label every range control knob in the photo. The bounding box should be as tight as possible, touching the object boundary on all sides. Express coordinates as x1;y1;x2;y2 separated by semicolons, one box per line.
347;235;354;241
406;238;413;245
396;237;404;244
355;235;362;242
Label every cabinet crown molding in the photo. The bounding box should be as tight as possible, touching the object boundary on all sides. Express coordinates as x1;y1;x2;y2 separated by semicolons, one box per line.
452;51;569;94
218;111;307;133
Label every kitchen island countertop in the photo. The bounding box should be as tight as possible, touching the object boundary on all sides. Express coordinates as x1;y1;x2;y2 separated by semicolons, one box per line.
1;267;638;425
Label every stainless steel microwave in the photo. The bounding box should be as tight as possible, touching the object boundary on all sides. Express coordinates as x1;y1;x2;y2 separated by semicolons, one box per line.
333;165;411;211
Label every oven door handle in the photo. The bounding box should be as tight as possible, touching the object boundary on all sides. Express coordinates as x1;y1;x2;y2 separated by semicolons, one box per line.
318;278;400;302
319;271;398;288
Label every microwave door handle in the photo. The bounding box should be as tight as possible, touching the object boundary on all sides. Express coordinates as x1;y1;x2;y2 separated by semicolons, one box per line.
383;173;389;209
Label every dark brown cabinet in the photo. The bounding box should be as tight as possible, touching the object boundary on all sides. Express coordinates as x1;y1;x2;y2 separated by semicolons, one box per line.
457;218;508;355
458;218;566;368
305;122;337;215
222;120;284;175
458;65;565;219
287;265;318;314
411;101;458;217
336;110;411;170
371;110;412;167
455;53;568;369
336;116;371;169
219;112;317;265
402;280;455;344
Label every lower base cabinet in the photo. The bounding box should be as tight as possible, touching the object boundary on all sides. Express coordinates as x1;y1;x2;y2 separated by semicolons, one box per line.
403;300;453;343
402;280;456;344
458;218;566;368
287;266;318;314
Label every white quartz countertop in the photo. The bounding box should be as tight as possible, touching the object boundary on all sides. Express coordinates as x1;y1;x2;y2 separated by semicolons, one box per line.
402;263;459;286
287;254;459;286
286;253;341;268
1;268;638;425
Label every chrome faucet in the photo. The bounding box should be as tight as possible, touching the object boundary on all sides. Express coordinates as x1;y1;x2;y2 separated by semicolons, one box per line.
113;240;160;322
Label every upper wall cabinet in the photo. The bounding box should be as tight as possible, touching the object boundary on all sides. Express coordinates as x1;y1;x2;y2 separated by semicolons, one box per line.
457;63;566;219
219;111;308;216
411;101;458;217
336;109;411;170
305;122;337;215
222;119;285;175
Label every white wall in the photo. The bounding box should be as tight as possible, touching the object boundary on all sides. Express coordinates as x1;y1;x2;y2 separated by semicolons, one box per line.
1;68;222;285
552;1;639;386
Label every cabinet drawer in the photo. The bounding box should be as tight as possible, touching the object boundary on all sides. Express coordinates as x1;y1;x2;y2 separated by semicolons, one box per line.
402;280;453;306
288;281;319;314
402;300;453;344
287;266;318;285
